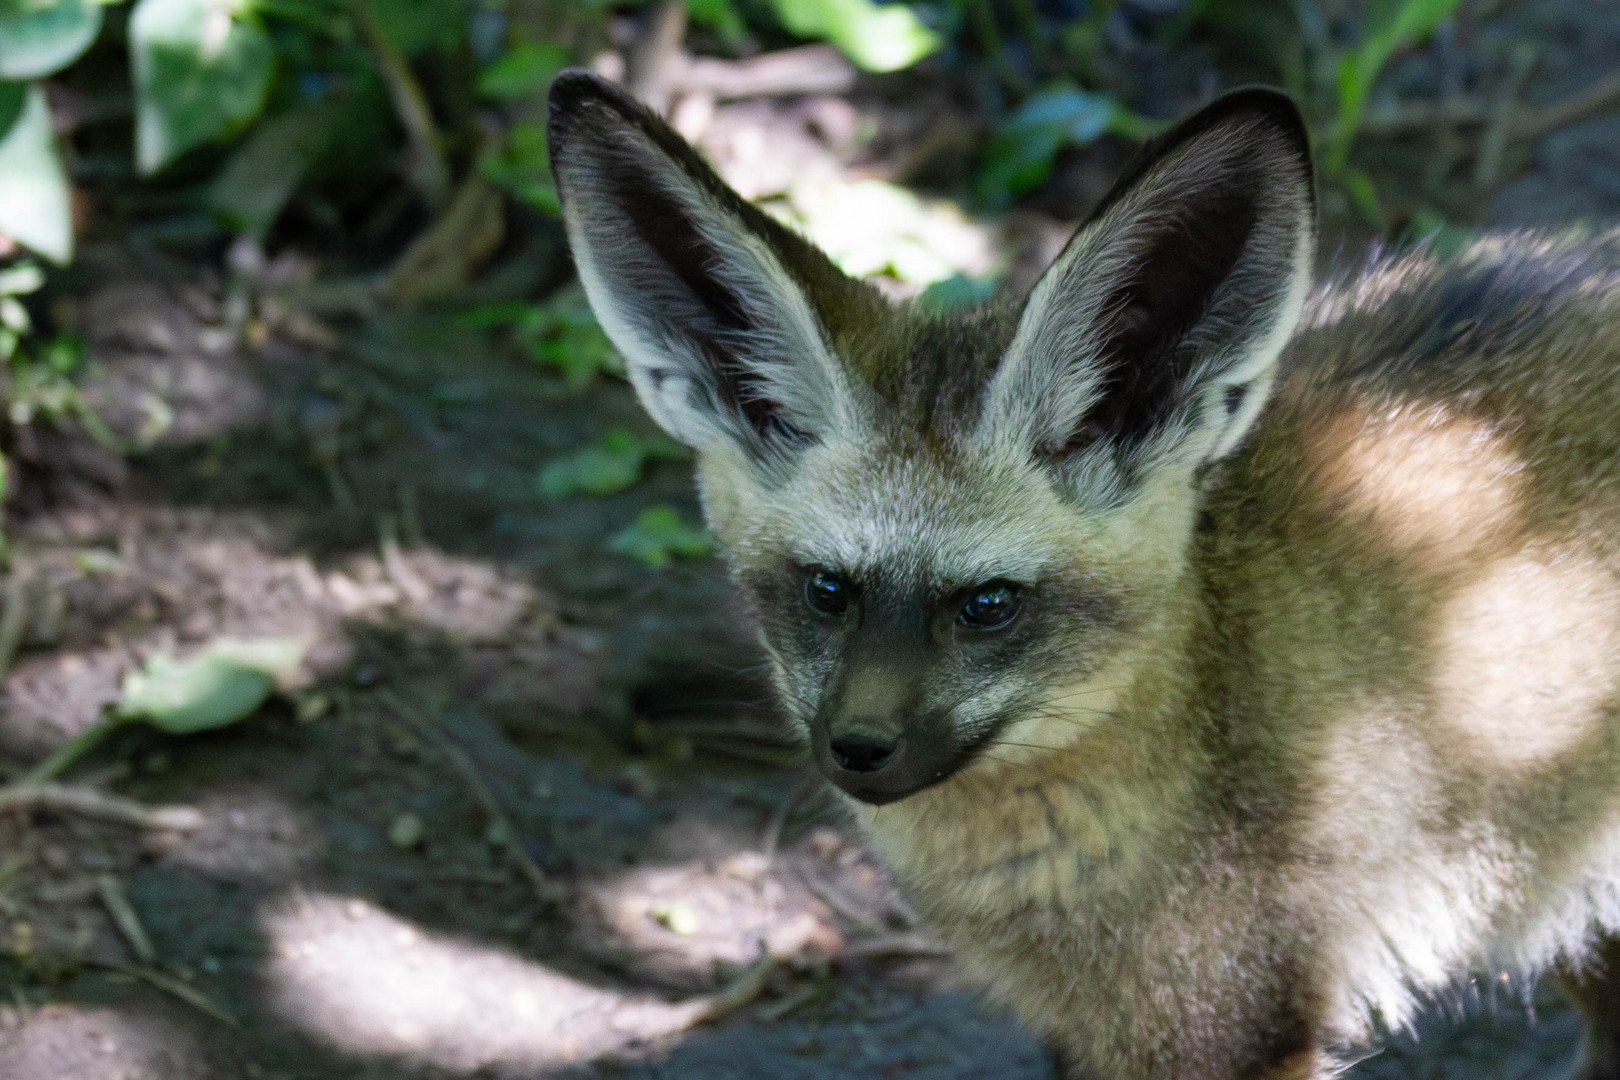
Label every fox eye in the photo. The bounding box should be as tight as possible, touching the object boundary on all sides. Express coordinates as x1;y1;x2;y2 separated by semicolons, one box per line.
958;582;1021;630
804;568;854;617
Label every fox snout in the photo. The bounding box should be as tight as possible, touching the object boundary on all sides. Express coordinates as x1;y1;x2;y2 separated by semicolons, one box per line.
810;664;971;804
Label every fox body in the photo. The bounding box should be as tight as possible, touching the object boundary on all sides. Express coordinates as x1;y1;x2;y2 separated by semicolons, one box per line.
548;70;1620;1079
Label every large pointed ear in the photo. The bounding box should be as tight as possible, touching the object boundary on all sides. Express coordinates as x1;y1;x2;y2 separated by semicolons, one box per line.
980;88;1315;501
548;70;868;460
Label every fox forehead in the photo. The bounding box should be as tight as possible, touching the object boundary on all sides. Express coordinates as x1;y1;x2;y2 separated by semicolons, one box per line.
709;434;1088;589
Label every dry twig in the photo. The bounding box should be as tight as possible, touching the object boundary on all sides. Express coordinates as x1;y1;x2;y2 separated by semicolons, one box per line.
0;782;205;831
1356;69;1620;142
680;46;857;100
97;874;156;964
838;932;954;963
668;955;776;1029
96;960;240;1028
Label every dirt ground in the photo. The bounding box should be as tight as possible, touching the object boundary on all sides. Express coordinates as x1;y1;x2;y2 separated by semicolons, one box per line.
5;3;1620;1078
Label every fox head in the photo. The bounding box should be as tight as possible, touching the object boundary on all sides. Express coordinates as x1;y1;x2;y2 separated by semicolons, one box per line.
548;72;1315;805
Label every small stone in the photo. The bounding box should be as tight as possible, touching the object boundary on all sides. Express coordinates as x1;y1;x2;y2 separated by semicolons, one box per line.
617;762;659;801
652;901;700;936
295;692;331;723
388;812;424;850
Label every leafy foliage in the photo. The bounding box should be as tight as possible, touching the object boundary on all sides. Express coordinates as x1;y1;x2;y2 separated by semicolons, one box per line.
0;84;72;264
481;121;559;215
538;428;686;499
130;0;278;174
465;289;623;386
477;41;569;100
0;0;102;80
1328;0;1463;172
975;83;1162;208
20;636;308;784
609;505;715;568
772;0;940;73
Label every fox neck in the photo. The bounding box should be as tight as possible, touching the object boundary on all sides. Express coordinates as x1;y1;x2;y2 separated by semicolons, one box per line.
849;579;1214;922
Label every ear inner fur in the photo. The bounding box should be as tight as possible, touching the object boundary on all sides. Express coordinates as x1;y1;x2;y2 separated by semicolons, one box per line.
979;88;1317;505
547;69;880;463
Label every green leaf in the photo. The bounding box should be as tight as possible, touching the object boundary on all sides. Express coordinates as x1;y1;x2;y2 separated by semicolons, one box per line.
1341;167;1385;231
609;505;714;568
0;79;23;140
208;99;336;238
0;258;45;297
115;636;308;734
974;84;1158;207
0;83;73;264
686;0;746;42
476;41;569;101
363;0;463;56
481;120;558;215
537;428;684;498
538;429;645;498
0;0;103;80
1328;0;1461;172
771;0;940;73
130;0;276;174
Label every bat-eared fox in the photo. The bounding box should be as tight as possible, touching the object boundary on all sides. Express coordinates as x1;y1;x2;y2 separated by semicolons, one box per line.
548;68;1620;1080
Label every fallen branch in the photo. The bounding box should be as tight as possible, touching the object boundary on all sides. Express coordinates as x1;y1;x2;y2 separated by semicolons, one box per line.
0;782;206;831
679;45;857;101
806;877;887;937
755;980;820;1022
1517;69;1620;140
1355;69;1620;142
838;932;953;963
1474;43;1538;192
668;955;776;1029
0;572;36;680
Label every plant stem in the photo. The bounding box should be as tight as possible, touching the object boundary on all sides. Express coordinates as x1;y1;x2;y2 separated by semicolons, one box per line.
356;0;450;210
19;713;129;785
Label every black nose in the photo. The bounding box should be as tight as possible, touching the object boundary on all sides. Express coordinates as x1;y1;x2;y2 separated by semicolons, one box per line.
829;734;897;773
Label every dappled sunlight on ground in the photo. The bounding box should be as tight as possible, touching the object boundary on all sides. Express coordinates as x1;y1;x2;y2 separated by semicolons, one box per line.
572;814;869;991
0;499;601;760
0;1003;210;1080
264;891;728;1072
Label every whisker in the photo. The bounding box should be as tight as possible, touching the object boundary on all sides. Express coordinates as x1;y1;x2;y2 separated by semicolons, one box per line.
987;739;1068;753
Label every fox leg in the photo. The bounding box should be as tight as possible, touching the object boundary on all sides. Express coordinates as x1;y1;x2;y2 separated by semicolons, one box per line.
1561;936;1620;1080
